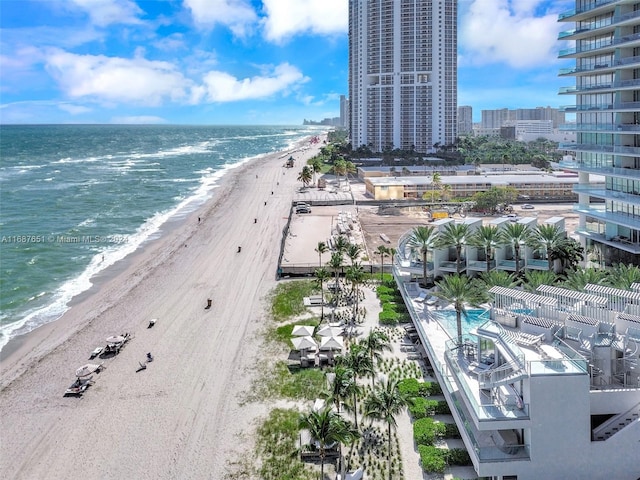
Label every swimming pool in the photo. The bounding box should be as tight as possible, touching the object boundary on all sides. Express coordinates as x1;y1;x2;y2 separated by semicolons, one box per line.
431;308;491;339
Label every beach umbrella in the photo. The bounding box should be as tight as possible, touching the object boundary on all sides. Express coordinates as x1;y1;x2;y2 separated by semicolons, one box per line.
291;335;317;351
75;363;101;378
316;325;340;337
291;325;315;337
106;335;125;344
319;336;343;351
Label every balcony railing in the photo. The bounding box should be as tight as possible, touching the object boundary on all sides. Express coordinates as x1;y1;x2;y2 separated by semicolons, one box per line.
558;33;640;57
573;204;640;230
560;100;640;112
445;345;530;422
572;185;640;205
559;123;640;132
558;143;640;156
558;0;617;21
558;10;640;38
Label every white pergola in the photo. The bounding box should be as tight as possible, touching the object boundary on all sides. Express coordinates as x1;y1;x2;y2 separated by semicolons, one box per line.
536;284;608;309
584;284;640;313
489;286;558;319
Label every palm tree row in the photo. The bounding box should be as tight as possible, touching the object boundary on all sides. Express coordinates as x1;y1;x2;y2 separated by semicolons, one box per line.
406;222;582;287
300;329;407;480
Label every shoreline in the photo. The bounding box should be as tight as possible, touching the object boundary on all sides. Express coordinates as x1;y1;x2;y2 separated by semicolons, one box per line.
0;134;326;479
0;137;313;381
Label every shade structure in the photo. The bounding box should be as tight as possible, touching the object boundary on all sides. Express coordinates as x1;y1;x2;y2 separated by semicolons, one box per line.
291;325;315;337
291;335;317;351
75;363;101;378
316;325;341;337
320;336;343;351
106;335;125;344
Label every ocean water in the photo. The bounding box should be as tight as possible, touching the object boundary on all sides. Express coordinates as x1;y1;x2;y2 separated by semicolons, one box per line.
0;124;324;352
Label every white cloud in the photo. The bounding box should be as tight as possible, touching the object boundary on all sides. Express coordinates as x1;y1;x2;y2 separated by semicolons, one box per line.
111;115;167;124
459;0;564;68
183;0;257;36
199;63;308;102
261;0;347;43
44;49;191;106
70;0;144;27
58;103;92;115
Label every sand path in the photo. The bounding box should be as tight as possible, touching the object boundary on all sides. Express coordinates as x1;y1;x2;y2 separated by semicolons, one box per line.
0;138;322;479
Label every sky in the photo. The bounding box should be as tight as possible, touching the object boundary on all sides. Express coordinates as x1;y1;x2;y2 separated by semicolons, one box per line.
0;0;576;125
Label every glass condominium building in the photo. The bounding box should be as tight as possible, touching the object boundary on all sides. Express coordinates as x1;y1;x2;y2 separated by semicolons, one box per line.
348;0;457;154
558;0;640;266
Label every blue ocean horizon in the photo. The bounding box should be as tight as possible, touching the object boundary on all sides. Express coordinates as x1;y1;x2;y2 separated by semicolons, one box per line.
0;124;325;351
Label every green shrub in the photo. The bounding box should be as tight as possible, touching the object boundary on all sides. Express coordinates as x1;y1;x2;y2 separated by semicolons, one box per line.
414;418;446;445
376;285;395;296
418;445;447;474
408;397;436;418
425;381;443;396
446;448;472;466
398;378;421;397
378;294;396;304
444;422;461;438
379;310;399;325
435;400;451;415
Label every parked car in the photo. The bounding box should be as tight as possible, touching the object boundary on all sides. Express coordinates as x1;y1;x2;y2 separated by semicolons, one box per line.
296;205;311;214
521;204;535;210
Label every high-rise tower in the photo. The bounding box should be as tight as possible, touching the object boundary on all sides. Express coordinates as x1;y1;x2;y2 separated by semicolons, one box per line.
558;0;640;266
348;0;457;154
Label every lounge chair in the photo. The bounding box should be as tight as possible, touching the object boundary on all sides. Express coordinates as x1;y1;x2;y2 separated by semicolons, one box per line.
415;291;429;303
425;296;439;306
89;347;103;359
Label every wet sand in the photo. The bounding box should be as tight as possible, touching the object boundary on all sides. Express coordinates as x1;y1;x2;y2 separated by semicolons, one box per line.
0;135;325;480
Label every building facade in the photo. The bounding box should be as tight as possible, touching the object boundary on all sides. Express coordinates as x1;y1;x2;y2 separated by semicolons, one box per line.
348;0;457;154
558;0;640;266
458;105;473;135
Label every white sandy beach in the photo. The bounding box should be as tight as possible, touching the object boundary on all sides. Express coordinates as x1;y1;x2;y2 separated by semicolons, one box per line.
0;137;325;480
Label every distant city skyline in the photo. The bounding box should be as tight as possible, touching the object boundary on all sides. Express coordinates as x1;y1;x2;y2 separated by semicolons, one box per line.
1;0;574;125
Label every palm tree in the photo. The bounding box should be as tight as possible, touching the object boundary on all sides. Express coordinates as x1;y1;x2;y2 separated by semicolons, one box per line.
522;270;557;292
333;235;350;255
529;224;565;271
376;245;390;281
434;274;486;344
297;165;313;187
436;222;470;274
604;263;640;289
359;329;391;386
364;378;410;480
407;225;438;286
430;171;442;203
550;237;584;273
345;263;366;334
328;252;344;303
315;241;328;268
310;158;323;186
315;267;331;321
502;223;531;275
477;270;519;289
346;243;362;265
337;345;374;429
562;267;608;291
299;407;359;480
468;225;505;273
326;366;357;414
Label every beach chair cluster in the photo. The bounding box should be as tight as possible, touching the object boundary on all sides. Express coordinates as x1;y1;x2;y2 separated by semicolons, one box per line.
64;332;134;397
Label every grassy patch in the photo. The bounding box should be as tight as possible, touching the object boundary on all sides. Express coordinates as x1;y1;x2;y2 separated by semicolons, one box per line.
257;361;326;401
270;280;319;322
256;408;312;480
